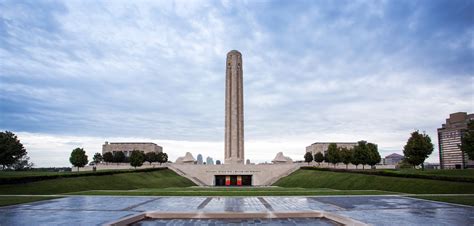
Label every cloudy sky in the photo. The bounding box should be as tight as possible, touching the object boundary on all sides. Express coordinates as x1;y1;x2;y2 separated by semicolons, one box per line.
1;0;473;167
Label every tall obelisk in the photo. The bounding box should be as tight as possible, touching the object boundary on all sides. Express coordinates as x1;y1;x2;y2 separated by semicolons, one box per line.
225;50;244;164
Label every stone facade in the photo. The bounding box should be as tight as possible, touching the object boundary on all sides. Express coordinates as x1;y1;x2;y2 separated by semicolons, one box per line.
169;163;300;186
438;112;474;169
102;142;162;157
225;50;244;164
306;142;357;155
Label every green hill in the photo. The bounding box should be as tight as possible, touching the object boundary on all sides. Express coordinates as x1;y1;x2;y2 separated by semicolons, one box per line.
274;168;474;194
0;169;195;195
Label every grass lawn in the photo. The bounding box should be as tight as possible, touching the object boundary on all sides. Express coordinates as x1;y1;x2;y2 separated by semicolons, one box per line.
0;169;195;195
2;167;473;207
410;195;474;207
0;196;60;207
274;169;474;194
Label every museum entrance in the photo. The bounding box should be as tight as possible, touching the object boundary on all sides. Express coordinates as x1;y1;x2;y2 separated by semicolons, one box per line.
215;175;252;186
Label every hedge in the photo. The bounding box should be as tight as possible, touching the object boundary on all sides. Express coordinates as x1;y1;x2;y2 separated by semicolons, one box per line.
0;168;168;185
300;167;474;183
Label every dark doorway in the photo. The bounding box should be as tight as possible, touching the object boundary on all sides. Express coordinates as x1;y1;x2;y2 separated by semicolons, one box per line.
215;175;226;186
214;175;252;186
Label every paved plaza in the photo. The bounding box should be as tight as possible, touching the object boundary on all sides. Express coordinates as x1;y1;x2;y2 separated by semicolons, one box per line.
0;196;472;225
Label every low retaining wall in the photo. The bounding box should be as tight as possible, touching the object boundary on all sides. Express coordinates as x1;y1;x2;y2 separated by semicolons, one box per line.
105;211;368;226
75;163;168;172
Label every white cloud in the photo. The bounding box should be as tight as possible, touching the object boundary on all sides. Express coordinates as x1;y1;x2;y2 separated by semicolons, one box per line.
1;0;472;167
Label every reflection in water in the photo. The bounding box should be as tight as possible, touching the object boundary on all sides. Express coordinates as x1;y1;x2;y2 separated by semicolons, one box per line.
224;198;243;212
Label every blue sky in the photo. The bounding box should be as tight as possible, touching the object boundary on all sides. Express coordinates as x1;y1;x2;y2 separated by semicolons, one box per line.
1;0;473;167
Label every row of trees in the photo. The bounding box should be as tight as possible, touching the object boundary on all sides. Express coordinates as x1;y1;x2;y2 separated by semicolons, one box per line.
91;151;168;166
304;131;439;170
69;148;168;170
304;141;381;169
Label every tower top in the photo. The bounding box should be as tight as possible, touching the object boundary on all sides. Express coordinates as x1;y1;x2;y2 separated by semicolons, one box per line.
227;50;242;56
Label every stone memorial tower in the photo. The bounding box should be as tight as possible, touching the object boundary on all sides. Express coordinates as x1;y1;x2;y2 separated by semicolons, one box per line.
225;50;244;164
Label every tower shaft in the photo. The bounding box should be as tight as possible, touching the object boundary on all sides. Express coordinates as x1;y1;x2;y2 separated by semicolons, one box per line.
225;50;244;164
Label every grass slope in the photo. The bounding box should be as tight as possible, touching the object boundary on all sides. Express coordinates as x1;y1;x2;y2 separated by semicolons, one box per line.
274;169;474;194
0;169;195;195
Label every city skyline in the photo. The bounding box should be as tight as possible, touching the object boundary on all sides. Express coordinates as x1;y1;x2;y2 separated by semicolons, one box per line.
1;0;473;166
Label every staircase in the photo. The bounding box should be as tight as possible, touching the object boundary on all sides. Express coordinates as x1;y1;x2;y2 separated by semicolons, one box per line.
265;164;301;185
168;165;206;186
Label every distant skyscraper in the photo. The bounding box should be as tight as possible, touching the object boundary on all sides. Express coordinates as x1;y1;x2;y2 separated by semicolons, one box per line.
206;156;214;165
216;160;221;165
246;159;250;165
438;112;474;169
225;50;244;164
197;154;203;165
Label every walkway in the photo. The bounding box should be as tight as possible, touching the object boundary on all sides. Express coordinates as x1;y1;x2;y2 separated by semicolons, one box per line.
0;196;472;225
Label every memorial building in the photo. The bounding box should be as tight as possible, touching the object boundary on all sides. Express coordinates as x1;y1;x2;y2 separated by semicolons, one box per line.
169;50;300;186
102;142;162;157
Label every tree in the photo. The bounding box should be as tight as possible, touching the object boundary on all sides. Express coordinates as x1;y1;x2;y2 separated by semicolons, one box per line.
0;131;28;169
353;141;369;169
366;142;381;169
314;152;324;167
460;120;474;161
397;158;413;169
157;152;168;165
12;156;34;170
340;147;353;169
113;151;125;164
69;148;88;171
326;143;340;167
93;153;103;164
403;131;433;169
103;152;113;165
129;150;145;169
145;152;158;165
304;152;313;165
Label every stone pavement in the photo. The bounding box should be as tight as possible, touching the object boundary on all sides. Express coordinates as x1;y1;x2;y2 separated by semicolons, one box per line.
0;196;472;225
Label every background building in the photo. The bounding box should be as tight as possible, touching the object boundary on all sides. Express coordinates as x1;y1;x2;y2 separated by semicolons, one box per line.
384;153;404;165
438;112;474;169
102;142;162;157
306;142;357;155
